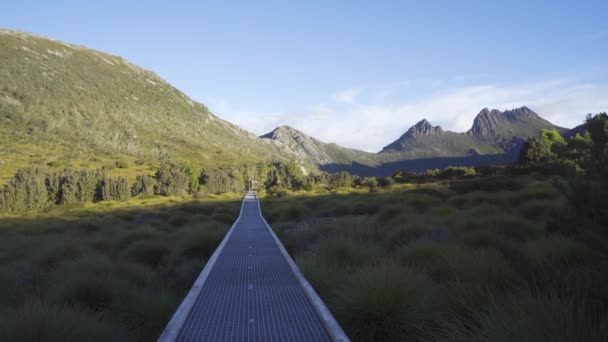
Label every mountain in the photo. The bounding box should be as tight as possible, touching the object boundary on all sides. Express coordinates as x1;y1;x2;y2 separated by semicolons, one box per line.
0;28;292;181
562;124;587;140
260;125;385;169
0;28;573;180
380;107;566;158
467;106;566;138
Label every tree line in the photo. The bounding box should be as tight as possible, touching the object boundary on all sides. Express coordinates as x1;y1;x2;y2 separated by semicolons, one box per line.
517;113;608;227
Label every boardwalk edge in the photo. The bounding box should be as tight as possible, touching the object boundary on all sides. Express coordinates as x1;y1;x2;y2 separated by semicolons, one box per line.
254;192;351;342
157;195;247;342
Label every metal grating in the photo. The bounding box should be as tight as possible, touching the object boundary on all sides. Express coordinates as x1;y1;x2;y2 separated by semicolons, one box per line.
175;192;333;342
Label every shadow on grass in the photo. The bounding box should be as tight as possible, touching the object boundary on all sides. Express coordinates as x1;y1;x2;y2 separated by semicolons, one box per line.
0;197;242;342
260;176;608;342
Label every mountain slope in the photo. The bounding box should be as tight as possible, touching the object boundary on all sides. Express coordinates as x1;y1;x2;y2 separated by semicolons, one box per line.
260;125;385;168
0;28;573;181
466;106;566;138
380;107;565;158
0;28;286;179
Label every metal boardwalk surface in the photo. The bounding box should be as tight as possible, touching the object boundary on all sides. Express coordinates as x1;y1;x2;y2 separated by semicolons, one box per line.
159;192;348;342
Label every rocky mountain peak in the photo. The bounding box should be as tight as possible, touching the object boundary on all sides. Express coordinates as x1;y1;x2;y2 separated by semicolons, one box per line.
467;106;542;137
407;119;444;137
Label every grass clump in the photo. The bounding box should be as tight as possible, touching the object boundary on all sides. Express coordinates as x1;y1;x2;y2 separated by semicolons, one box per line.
121;240;170;268
0;303;131;342
333;263;441;342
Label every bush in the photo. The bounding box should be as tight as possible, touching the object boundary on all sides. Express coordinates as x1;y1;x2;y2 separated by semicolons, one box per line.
131;175;157;197
100;177;131;201
201;167;245;194
155;165;190;196
378;177;395;188
0;167;49;213
440;166;476;179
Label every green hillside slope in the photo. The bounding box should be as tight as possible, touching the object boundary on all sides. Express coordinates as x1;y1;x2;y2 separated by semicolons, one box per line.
0;29;286;183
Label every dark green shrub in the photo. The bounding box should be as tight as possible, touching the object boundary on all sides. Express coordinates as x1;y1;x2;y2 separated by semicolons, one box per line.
440;166;476;179
100;177;131;201
155;165;190;196
328;171;353;189
0;166;49;213
378;177;395;188
201;167;245;194
131;175;157;196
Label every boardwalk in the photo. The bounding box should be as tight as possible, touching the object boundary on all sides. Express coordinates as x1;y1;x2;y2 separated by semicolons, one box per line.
159;192;349;342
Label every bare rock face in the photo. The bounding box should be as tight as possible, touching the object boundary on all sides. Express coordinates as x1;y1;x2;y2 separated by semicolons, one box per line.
380;119;445;152
467;106;544;137
260;125;379;167
407;119;445;137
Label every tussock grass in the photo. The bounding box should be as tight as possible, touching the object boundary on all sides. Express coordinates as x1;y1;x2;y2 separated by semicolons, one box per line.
0;302;131;342
0;194;240;341
121;240;170;268
332;263;442;342
260;175;604;341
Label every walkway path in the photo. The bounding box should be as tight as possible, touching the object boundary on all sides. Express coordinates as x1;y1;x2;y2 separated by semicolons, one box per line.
159;192;348;342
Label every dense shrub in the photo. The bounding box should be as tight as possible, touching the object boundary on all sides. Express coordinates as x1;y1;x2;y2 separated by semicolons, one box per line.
201;168;245;194
154;165;190;196
0;166;49;213
100;177;131;201
131;175;157;197
328;171;353;189
440;166;476;179
378;176;395;188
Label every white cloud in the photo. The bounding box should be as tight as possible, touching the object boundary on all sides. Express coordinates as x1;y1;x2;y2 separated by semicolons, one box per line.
212;80;608;153
331;88;361;104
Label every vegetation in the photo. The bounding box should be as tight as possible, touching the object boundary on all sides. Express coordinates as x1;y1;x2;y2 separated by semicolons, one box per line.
256;114;608;342
0;28;296;186
1;27;605;340
0;194;242;341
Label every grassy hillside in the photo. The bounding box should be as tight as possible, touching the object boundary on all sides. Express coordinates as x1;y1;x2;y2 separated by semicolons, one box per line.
0;29;289;184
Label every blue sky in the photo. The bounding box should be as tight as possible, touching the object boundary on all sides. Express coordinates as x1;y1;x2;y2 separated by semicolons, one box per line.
2;0;608;151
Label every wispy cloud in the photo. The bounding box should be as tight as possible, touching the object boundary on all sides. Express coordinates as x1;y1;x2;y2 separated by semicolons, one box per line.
331;88;361;104
211;80;608;153
580;31;608;41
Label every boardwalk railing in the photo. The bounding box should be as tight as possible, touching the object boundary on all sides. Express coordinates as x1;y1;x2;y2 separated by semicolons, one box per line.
158;191;349;342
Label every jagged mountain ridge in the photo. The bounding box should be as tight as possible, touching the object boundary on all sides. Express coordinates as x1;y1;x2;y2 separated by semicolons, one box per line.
0;28;572;179
379;106;567;157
